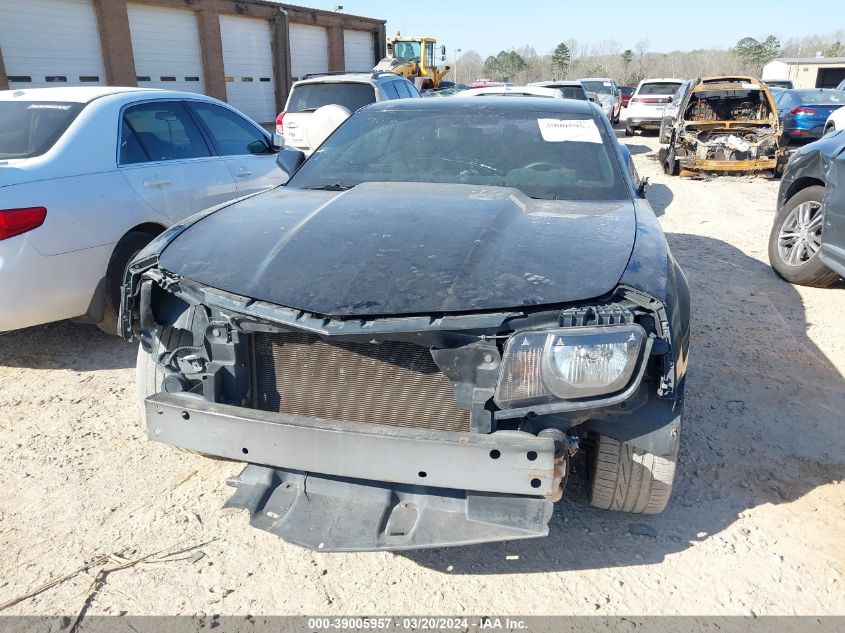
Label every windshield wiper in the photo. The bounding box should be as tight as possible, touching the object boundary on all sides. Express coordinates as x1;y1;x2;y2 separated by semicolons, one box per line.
305;183;354;191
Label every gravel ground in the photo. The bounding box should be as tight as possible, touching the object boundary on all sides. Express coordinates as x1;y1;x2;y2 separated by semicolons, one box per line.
1;129;843;617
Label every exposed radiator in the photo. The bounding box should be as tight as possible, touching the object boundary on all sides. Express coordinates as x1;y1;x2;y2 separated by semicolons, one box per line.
253;332;471;433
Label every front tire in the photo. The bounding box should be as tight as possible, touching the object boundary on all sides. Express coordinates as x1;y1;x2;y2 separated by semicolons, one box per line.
588;429;680;515
658;119;671;144
768;185;839;287
97;231;155;336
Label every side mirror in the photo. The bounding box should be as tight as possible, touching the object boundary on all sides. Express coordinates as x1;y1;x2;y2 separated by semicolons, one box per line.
440;45;446;56
636;177;649;198
276;146;306;177
248;139;271;155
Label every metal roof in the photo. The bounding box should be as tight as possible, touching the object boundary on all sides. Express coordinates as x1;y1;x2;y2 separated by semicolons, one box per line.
769;57;845;64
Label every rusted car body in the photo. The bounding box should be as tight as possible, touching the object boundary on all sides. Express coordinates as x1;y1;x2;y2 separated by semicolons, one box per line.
661;76;786;176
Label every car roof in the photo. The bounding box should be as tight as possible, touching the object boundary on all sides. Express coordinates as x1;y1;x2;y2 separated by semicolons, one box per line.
700;76;760;84
789;88;843;93
580;77;616;82
293;72;399;86
692;77;767;93
529;80;583;88
456;86;564;98
367;96;595;116
0;86;161;103
638;78;684;84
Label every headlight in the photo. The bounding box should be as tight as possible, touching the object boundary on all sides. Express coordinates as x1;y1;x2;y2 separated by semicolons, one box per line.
495;324;646;408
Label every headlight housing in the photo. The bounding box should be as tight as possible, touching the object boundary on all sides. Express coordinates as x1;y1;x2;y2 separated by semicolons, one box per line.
495;324;646;409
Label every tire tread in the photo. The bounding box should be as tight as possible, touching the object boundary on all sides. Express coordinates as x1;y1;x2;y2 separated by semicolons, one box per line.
589;435;677;514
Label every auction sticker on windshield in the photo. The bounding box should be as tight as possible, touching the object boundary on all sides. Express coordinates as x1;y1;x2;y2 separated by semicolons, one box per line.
537;118;602;143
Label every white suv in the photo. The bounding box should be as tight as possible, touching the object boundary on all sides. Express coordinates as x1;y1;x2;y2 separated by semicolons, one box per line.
625;78;684;136
277;72;421;154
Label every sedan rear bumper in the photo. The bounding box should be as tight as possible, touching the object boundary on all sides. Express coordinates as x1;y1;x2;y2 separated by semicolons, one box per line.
784;125;826;139
626;117;662;129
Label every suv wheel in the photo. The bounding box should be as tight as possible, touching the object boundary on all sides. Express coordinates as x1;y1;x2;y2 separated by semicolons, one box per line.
768;185;840;287
588;429;680;515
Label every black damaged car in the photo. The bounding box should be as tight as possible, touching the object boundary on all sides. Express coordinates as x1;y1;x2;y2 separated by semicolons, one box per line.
768;130;845;287
121;98;691;551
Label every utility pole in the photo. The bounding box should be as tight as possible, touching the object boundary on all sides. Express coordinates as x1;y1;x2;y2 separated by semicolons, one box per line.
455;48;462;84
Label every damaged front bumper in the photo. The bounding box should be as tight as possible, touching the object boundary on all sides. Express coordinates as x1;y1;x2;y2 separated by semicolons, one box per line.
146;392;561;550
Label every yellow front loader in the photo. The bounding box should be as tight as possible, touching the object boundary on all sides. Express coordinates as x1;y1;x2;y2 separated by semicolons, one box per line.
374;33;452;91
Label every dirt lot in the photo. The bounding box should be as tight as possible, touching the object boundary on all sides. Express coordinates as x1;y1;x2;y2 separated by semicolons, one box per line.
1;130;843;617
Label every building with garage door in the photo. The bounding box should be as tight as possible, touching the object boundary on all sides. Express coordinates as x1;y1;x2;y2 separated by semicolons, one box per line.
762;57;845;89
0;0;385;123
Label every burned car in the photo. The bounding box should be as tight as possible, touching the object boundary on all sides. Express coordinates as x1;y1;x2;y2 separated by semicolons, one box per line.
660;76;786;176
122;98;691;551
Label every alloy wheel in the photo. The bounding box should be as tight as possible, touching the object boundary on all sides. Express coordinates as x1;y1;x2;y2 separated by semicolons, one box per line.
777;201;824;267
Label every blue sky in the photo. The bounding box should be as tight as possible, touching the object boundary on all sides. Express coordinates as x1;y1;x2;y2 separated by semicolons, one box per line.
330;0;842;58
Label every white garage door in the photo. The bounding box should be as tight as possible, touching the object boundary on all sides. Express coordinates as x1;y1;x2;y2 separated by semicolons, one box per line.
289;24;328;80
0;0;105;89
343;30;375;72
127;4;204;94
219;15;276;124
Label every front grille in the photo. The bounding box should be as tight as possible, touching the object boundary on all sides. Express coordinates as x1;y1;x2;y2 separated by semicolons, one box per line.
253;332;470;433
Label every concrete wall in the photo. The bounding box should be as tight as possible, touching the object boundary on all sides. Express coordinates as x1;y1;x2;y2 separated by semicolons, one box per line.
0;0;385;109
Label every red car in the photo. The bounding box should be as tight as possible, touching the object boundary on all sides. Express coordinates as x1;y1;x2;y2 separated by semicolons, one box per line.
620;86;634;107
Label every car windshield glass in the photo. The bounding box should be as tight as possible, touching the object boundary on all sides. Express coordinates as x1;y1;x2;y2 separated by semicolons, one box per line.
639;82;682;96
795;90;845;104
288;108;629;201
557;87;586;100
287;83;376;113
0;102;84;159
581;81;612;95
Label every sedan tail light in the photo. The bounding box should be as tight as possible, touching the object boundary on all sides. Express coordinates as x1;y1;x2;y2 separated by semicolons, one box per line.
791;107;817;115
275;111;286;135
0;207;47;240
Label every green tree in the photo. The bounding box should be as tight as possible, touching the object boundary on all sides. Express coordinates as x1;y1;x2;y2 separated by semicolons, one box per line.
483;50;526;81
551;42;571;79
735;35;782;71
483;55;500;79
735;36;762;67
621;49;634;67
824;41;843;57
759;35;782;64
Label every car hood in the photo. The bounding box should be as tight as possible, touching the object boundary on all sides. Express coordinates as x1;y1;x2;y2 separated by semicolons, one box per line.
158;182;637;316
